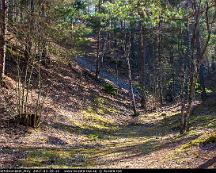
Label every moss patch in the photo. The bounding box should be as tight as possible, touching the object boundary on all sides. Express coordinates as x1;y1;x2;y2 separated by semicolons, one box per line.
66;95;119;133
202;133;216;145
175;131;216;152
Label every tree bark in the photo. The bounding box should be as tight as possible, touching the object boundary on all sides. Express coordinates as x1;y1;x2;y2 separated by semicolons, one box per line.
199;64;207;101
24;0;34;60
95;28;101;79
125;33;137;116
0;0;8;82
180;0;214;133
8;0;14;21
41;0;47;59
139;24;147;110
95;0;102;79
157;18;163;105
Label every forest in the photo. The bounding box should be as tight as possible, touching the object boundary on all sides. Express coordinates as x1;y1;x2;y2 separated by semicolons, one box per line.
0;0;216;169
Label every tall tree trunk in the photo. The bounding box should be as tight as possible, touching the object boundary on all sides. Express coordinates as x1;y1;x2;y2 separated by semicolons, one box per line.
195;8;207;101
41;1;47;59
199;64;207;101
0;0;8;82
181;62;198;133
139;24;147;110
125;32;137;116
157;18;163;105
24;0;34;60
95;0;102;79
180;0;193;134
8;0;14;21
113;19;119;94
13;0;17;22
95;28;101;78
180;64;187;133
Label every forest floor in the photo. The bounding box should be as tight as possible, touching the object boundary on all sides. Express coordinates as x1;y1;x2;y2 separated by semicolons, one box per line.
0;38;216;169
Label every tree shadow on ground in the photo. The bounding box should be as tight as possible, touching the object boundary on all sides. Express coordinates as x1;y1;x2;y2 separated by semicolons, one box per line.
0;147;25;168
4;138;160;168
47;136;68;146
114;100;216;139
0;130;206;169
161;134;201;149
111;113;182;138
50;103;212;142
51;122;113;138
198;156;216;168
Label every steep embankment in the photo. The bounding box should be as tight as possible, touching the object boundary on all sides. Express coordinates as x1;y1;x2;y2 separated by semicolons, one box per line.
76;56;140;97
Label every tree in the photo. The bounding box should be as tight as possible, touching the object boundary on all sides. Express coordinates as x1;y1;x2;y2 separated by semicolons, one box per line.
180;0;216;133
0;0;8;82
95;0;102;79
125;31;138;116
